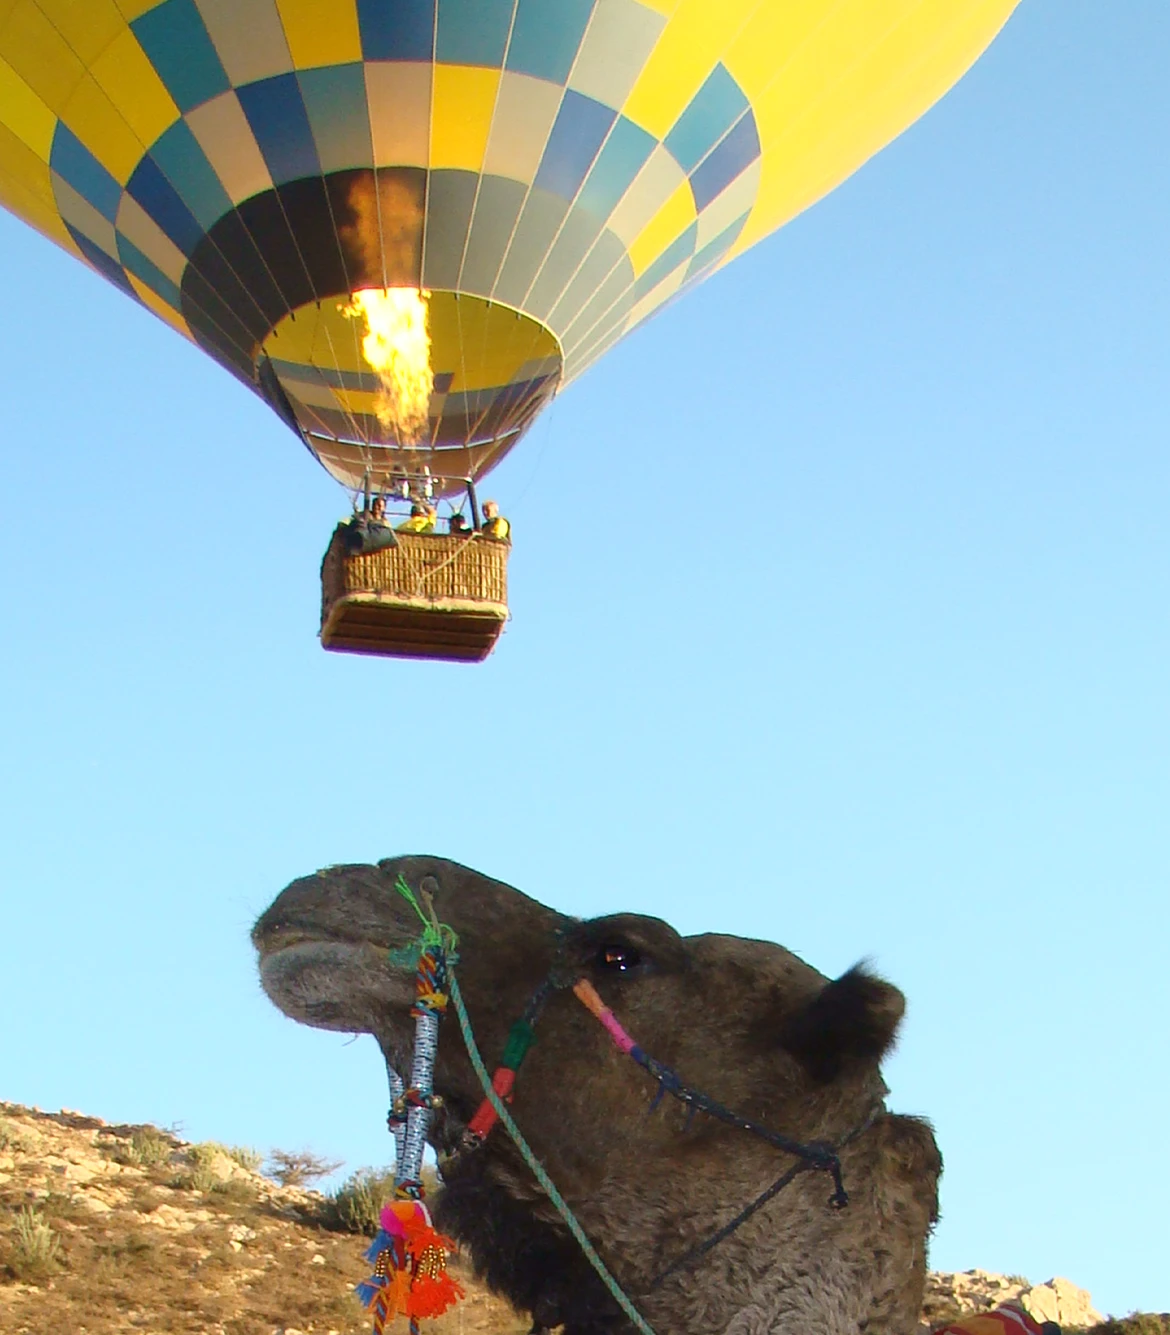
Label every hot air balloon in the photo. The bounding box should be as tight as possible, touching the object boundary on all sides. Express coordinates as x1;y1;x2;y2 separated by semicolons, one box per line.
0;0;1017;661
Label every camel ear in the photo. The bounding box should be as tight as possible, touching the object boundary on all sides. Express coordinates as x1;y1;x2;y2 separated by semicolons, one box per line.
780;966;905;1083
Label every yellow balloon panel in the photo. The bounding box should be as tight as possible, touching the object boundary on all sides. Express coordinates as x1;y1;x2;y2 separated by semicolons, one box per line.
263;292;561;490
0;0;1018;489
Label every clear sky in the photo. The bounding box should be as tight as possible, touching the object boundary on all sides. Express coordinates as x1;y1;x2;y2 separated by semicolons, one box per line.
1;1;1167;1319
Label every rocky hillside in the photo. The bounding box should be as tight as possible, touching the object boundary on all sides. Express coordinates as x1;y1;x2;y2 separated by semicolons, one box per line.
1;1102;1162;1335
922;1271;1105;1331
0;1102;525;1335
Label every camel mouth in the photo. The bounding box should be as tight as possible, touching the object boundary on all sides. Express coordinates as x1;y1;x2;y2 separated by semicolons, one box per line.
259;940;415;1034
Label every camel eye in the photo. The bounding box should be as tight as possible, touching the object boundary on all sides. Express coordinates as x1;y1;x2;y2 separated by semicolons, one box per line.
597;943;641;973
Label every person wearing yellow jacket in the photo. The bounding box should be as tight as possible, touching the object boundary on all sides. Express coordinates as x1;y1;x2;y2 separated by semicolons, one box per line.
398;504;437;534
481;500;510;542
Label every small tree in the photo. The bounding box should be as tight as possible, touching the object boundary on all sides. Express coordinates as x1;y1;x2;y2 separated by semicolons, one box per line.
266;1148;343;1188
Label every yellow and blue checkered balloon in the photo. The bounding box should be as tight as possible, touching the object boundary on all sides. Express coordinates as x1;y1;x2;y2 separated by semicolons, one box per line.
0;0;1017;491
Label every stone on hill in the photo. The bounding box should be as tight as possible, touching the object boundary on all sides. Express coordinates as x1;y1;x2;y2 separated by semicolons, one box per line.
923;1270;1104;1331
1022;1277;1105;1329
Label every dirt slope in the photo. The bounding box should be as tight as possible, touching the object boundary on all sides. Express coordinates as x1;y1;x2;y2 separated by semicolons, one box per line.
0;1102;524;1335
2;1101;1159;1335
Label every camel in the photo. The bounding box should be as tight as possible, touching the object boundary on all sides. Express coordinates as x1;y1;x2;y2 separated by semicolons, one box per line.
254;855;941;1335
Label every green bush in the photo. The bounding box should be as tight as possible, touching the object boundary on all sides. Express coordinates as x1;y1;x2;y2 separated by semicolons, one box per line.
223;1144;263;1174
1088;1319;1170;1335
124;1126;171;1168
7;1206;62;1280
168;1142;265;1198
172;1142;223;1192
330;1167;398;1235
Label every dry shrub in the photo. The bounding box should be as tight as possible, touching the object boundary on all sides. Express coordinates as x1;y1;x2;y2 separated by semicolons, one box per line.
213;1176;260;1206
7;1205;62;1279
266;1148;343;1188
170;1143;262;1200
173;1142;224;1191
124;1125;172;1168
93;1231;157;1266
224;1145;263;1174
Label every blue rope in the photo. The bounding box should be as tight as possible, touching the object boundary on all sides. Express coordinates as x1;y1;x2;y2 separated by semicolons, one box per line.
448;972;657;1335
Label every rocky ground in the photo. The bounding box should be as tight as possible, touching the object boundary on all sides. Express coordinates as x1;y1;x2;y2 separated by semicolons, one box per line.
0;1101;525;1335
921;1271;1104;1331
0;1101;1162;1335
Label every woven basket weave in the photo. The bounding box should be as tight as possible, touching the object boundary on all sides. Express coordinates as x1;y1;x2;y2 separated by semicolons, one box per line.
319;526;510;660
321;527;508;622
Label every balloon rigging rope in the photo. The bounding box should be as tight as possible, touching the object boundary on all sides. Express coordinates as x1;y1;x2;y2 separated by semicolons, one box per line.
319;318;370;464
447;973;658;1335
455;290;470;455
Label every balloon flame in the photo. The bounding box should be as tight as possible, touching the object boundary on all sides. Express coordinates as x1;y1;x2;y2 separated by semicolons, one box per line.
341;287;432;442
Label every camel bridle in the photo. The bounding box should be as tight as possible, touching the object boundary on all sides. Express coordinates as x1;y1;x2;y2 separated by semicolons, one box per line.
374;875;883;1335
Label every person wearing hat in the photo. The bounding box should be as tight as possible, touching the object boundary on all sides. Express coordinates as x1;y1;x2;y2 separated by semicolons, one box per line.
398;502;437;534
481;499;510;541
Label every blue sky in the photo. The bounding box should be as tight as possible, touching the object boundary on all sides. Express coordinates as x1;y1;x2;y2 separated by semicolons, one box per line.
1;1;1167;1318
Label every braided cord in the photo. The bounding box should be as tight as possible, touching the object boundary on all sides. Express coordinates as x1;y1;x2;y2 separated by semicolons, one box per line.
448;973;657;1335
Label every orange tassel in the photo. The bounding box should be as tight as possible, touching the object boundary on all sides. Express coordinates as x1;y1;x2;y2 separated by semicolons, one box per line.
402;1218;463;1319
408;1240;464;1317
370;1268;412;1333
361;1199;464;1330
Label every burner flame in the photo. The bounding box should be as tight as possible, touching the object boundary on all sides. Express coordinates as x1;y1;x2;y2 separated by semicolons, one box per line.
341;287;432;443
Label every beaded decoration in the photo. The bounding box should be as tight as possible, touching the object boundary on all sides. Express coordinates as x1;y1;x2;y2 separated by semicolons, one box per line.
465;985;547;1140
357;876;464;1335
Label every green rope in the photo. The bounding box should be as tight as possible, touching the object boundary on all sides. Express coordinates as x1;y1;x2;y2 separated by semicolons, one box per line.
386;878;649;1330
393;873;458;955
448;973;657;1335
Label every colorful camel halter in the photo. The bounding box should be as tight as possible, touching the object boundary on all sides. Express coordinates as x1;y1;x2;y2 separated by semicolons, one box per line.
366;876;868;1335
357;879;463;1335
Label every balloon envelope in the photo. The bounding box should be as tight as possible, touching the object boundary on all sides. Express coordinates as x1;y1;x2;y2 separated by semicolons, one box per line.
0;0;1018;490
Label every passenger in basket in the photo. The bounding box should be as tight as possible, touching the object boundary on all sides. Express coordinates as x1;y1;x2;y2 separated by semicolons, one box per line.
343;494;397;554
447;511;471;536
481;499;510;541
398;503;437;534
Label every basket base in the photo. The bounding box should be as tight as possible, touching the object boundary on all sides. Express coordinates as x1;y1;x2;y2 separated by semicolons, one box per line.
321;593;506;663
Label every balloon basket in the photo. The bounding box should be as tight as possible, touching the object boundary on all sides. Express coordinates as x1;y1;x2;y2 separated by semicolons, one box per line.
320;527;508;663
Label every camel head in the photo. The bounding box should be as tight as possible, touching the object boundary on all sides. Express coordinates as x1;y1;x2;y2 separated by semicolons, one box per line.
254;855;940;1335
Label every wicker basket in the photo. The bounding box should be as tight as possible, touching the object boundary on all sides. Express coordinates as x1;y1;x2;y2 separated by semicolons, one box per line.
320;526;509;662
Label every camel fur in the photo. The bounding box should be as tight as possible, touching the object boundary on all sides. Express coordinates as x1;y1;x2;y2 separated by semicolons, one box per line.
254;855;941;1335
